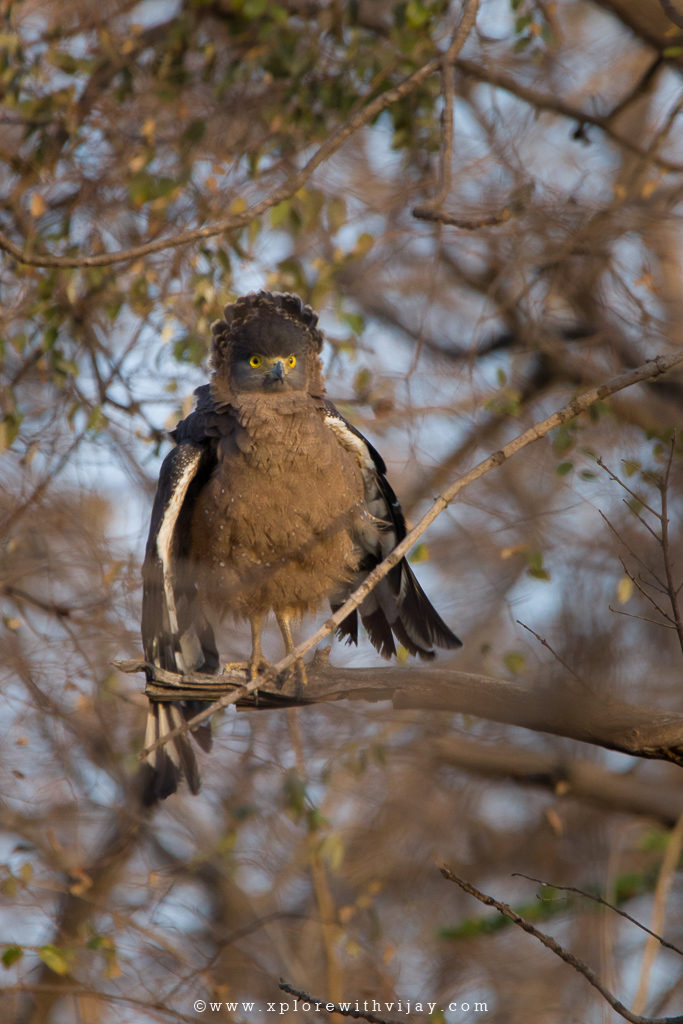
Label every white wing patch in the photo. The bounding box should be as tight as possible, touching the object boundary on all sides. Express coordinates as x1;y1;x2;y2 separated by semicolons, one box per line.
155;447;203;673
324;413;394;528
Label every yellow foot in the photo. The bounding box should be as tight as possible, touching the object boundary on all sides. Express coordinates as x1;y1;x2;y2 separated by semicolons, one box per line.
222;661;249;676
276;658;307;699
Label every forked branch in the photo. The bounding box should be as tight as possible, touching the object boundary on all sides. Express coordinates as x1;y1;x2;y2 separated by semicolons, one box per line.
440;868;683;1024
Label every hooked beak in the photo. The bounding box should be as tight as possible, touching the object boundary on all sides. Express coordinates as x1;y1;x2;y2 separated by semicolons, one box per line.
268;360;286;383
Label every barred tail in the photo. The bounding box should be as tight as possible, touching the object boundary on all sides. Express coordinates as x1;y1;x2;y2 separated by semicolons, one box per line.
141;702;201;806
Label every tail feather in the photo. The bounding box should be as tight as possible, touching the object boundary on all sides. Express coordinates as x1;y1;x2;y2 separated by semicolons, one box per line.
141;703;201;806
332;561;461;660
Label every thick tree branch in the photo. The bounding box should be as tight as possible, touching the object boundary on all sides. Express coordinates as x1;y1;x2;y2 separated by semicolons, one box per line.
432;736;683;825
116;659;683;769
440;868;683;1024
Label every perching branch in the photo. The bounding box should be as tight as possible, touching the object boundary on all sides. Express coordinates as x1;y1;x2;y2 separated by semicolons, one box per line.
116;658;683;769
440;868;683;1024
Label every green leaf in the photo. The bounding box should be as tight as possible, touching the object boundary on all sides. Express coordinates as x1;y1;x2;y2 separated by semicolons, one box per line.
552;424;574;455
405;1;431;28
341;311;365;335
527;551;551;581
282;770;307;818
663;46;683;58
514;14;533;32
318;833;345;872
556;461;573;476
244;0;268;16
182;119;206;145
503;651;525;675
270;199;292;228
0;410;23;451
2;946;23;968
38;945;69;976
410;543;429;563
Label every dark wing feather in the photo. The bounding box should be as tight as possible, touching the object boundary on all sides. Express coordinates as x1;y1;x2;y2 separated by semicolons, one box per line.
323;401;461;660
141;409;220;805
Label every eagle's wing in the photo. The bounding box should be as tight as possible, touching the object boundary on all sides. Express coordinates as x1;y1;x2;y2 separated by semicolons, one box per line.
141;389;220;804
323;401;462;659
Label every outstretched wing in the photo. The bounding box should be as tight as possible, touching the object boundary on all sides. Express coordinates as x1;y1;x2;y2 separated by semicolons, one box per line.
323;401;462;660
141;422;218;804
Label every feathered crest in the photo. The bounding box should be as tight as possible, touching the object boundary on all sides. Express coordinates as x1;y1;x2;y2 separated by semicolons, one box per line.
210;291;324;364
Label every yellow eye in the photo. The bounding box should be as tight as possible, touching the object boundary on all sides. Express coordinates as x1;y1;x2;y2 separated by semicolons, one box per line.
249;354;262;368
287;355;296;368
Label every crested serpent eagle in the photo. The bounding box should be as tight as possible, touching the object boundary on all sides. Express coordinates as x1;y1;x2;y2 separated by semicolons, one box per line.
141;291;461;803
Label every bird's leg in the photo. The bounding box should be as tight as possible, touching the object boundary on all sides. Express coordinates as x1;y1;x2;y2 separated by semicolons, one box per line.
275;611;307;696
248;614;268;681
222;615;268;687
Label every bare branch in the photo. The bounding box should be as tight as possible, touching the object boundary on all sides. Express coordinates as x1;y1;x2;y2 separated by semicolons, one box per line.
516;619;583;682
440;868;683;1024
434;737;683;826
424;0;480;208
511;873;683;958
455;59;683;174
412;204;512;228
116;658;683;768
659;436;683;655
278;981;402;1024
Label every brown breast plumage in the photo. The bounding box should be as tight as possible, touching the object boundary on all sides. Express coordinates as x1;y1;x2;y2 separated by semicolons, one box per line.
188;392;367;621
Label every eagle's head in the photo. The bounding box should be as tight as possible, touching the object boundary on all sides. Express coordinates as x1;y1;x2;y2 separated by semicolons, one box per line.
210;291;325;398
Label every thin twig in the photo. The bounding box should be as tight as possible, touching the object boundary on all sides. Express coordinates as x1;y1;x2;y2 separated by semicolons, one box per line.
278;981;403;1024
596;457;661;519
618;559;674;624
599;511;663;588
516;620;583;682
437;0;479;204
440;867;683;1024
659;436;683;655
511;873;683;957
454;58;683;174
608;605;676;629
